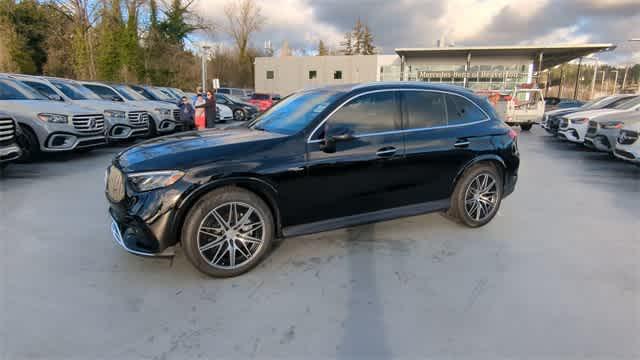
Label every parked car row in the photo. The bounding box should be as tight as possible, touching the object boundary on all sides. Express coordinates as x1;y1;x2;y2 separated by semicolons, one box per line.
0;74;259;166
541;94;640;165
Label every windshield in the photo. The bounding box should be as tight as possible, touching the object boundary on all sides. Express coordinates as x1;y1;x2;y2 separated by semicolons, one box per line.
249;89;344;135
50;80;101;101
582;97;606;109
613;96;640;110
147;87;173;100
0;79;48;100
115;85;147;101
171;88;187;97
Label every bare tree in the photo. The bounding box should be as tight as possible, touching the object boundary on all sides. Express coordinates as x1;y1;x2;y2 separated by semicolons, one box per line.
223;0;265;63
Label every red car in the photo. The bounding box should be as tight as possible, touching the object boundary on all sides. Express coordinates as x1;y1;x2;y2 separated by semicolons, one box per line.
248;93;281;112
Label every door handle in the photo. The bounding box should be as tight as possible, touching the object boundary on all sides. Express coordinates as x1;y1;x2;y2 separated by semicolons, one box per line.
454;140;470;148
376;147;397;157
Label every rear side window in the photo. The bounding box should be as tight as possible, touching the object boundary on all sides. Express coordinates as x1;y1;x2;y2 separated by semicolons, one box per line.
84;84;119;100
327;91;400;135
445;94;486;125
403;91;446;129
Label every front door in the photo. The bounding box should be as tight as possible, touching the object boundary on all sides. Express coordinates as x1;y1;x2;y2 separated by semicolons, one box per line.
296;90;406;226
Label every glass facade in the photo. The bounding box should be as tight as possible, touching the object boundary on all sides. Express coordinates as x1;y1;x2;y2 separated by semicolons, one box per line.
380;62;532;90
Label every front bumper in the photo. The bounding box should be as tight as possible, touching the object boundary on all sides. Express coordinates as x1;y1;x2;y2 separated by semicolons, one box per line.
0;143;22;163
558;126;585;143
108;124;149;140
110;214;175;257
43;132;107;151
614;144;640;164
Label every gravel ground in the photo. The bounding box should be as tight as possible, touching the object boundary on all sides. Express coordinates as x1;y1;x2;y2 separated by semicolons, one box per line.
1;127;639;360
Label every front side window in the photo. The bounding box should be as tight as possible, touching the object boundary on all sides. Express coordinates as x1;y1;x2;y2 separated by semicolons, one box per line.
266;71;274;79
84;84;120;100
446;94;486;126
324;91;400;137
403;91;446;129
114;85;147;101
23;81;59;99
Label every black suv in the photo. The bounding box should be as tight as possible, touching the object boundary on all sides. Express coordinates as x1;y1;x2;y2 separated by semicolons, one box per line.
216;93;259;121
106;82;520;277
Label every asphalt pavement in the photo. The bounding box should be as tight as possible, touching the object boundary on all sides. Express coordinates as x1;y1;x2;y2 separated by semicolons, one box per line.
0;127;639;359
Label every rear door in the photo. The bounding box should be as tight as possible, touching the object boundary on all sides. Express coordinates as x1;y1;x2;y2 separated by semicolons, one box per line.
299;90;406;225
400;90;493;202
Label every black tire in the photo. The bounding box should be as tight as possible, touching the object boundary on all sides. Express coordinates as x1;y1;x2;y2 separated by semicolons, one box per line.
146;118;158;138
181;186;275;277
16;126;41;162
233;109;246;121
520;123;533;131
446;163;503;228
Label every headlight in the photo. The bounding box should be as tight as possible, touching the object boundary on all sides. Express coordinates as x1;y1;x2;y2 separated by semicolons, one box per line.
601;121;623;129
571;118;588;124
104;110;126;119
128;170;184;192
155;108;172;116
37;113;68;124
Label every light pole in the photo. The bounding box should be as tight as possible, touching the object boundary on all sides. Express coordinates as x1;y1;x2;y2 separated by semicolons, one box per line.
600;70;606;92
610;70;619;94
201;45;211;92
589;57;599;99
621;65;629;91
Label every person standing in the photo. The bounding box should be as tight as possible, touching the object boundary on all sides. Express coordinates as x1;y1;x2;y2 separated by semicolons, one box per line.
191;86;203;105
194;94;206;130
195;90;217;128
178;96;195;130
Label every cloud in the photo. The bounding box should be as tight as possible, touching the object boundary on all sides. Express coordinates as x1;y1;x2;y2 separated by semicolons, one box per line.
193;0;640;63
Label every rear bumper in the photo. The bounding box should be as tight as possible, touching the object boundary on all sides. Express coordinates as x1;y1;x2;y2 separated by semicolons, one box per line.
503;170;518;198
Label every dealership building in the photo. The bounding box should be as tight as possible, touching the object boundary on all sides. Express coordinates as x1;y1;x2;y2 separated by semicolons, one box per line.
254;43;615;96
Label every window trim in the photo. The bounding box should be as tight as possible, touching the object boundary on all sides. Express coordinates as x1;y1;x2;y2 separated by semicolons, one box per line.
307;88;490;143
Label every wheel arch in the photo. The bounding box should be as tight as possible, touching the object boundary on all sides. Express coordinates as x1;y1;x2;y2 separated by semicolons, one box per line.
171;176;283;243
453;155;506;190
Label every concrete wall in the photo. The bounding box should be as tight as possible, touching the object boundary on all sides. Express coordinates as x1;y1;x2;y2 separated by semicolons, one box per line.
255;55;380;96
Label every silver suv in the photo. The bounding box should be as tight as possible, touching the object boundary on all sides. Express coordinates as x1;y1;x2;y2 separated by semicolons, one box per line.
10;75;150;142
0;75;107;161
80;81;181;136
0;111;22;167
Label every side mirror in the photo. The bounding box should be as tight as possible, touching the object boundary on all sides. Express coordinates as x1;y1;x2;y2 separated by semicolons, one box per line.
112;96;124;102
48;94;63;101
320;128;354;153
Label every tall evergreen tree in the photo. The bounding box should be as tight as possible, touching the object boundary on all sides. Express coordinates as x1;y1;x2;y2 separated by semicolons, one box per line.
341;31;353;55
352;18;363;55
362;25;375;55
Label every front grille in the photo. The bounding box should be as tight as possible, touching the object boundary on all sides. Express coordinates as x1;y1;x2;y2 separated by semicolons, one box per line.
0;117;16;143
559;118;569;129
173;109;180;121
618;130;638;145
587;121;598;135
73;114;105;133
106;166;125;202
127;111;149;128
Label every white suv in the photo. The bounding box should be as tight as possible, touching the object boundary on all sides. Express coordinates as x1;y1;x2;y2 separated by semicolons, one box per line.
558;96;640;144
81;82;180;136
614;120;640;164
10;75;150;141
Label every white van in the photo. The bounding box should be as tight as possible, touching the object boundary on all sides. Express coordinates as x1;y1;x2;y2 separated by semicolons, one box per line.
486;88;545;131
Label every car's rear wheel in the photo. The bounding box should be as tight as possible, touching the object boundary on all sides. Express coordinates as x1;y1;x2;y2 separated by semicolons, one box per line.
447;163;503;228
233;109;246;121
520;123;533;131
182;186;274;277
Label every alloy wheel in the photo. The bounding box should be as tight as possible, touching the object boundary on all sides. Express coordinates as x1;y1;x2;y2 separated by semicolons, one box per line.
464;173;499;221
234;109;245;121
197;202;265;269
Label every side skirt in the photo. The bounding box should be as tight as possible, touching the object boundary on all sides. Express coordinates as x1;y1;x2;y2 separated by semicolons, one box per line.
282;199;450;238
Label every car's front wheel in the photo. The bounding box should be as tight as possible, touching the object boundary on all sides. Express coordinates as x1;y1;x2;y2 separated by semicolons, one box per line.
447;163;503;228
182;186;274;277
233;109;246;121
520;123;533;131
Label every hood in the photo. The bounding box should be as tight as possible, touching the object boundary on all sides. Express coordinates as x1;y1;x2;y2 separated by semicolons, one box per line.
545;107;581;116
116;127;287;172
564;108;624;120
124;100;178;112
0;100;102;117
592;109;640;123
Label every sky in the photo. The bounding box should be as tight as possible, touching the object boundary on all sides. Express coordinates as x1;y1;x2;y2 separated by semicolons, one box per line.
194;0;640;64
